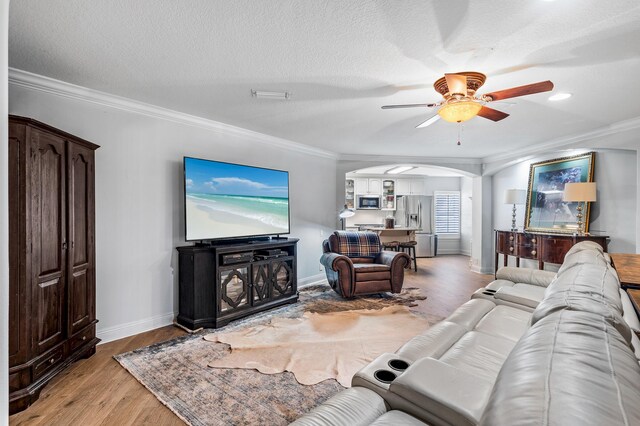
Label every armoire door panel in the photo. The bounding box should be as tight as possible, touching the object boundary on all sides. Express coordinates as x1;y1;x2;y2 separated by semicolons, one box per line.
71;153;88;265
68;143;96;334
36;274;64;350
8;128;25;364
30;129;67;352
70;269;90;330
39;145;65;274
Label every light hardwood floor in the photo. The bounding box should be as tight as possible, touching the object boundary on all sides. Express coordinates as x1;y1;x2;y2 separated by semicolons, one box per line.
9;255;493;425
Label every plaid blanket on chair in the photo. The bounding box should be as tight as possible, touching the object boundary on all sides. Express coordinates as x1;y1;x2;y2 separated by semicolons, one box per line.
334;231;381;258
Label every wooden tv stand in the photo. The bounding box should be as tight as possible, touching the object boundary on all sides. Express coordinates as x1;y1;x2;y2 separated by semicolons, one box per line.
176;238;299;330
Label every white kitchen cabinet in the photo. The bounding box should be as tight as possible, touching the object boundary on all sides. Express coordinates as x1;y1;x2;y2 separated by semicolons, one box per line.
396;178;425;195
368;179;382;194
410;179;426;195
396;179;411;195
355;178;369;194
355;178;382;195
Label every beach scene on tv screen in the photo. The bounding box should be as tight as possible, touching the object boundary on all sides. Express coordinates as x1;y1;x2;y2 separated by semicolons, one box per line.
185;158;289;240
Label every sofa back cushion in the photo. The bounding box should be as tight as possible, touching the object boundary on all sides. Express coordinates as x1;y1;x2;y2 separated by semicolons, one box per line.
532;261;632;344
480;310;640;426
330;231;381;258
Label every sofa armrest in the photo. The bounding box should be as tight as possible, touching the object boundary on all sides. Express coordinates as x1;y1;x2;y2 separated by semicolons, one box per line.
320;252;355;297
377;251;411;292
494;286;544;309
495;266;556;287
388;358;493;426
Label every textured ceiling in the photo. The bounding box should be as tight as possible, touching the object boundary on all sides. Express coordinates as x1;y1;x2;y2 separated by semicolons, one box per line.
8;0;640;159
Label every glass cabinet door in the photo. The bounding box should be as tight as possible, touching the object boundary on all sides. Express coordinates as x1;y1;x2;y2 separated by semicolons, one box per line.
271;257;295;297
219;266;250;314
251;261;271;305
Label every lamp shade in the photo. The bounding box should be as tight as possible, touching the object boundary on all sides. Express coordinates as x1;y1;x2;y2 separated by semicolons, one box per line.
437;101;482;123
504;189;527;205
563;182;596;202
338;204;355;218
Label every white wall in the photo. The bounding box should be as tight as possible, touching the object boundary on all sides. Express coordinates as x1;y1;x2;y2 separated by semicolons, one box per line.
460;177;472;256
1;0;10;421
471;176;493;273
9;81;337;343
492;149;637;269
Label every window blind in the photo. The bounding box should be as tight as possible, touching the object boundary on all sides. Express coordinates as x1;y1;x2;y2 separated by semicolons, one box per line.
434;191;461;235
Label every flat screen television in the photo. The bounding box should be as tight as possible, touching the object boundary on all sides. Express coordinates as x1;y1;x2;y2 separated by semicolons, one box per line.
183;157;290;241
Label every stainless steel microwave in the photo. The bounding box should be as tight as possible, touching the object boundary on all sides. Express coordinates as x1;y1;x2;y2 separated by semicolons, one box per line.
357;195;381;210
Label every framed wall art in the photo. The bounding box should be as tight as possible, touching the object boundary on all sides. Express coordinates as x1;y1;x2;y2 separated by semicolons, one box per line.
524;152;595;233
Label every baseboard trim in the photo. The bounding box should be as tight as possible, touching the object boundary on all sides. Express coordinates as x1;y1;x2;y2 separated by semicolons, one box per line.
97;312;176;344
299;273;328;288
97;274;328;343
470;265;494;274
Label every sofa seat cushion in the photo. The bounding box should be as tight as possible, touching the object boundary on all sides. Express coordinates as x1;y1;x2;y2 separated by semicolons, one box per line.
439;331;518;384
396;321;467;361
474;305;532;342
353;263;391;274
445;299;496;330
370;411;428;426
480;310;640;426
290;387;388;426
494;284;546;309
353;263;392;285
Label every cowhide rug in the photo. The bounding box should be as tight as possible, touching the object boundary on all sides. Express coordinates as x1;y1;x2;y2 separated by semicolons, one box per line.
115;285;427;425
205;305;428;387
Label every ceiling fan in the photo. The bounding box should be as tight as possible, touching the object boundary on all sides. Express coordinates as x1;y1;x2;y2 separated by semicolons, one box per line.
381;72;554;128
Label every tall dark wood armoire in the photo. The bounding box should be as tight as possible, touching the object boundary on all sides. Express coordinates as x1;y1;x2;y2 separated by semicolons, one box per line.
8;116;100;414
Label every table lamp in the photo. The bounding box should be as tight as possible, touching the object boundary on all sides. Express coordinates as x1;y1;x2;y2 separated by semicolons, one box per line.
562;182;596;235
338;204;355;230
504;189;527;231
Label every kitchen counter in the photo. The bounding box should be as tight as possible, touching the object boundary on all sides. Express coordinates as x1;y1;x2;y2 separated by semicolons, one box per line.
361;227;420;242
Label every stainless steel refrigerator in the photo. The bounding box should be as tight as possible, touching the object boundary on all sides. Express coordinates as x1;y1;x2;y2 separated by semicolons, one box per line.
395;195;438;257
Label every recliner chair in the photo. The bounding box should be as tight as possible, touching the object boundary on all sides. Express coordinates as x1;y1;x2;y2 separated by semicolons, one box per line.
320;231;411;298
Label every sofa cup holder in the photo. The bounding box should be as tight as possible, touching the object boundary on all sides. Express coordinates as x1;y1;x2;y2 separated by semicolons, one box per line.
374;369;397;384
388;359;409;371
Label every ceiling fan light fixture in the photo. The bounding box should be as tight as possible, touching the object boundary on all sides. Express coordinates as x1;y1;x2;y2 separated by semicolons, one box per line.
437;101;483;123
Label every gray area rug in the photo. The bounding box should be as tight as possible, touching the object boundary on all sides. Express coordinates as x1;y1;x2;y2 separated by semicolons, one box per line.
115;285;427;426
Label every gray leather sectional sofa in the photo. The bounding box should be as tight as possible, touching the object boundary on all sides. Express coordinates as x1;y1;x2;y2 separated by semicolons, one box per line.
291;241;640;425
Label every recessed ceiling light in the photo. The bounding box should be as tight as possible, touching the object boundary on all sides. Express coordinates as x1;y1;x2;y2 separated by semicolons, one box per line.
251;89;291;100
386;166;415;174
548;93;572;101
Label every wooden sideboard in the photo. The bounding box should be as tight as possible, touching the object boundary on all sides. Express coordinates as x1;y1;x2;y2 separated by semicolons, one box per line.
494;230;609;273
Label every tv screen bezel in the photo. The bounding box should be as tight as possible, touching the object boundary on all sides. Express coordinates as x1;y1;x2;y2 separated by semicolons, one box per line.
183;156;291;242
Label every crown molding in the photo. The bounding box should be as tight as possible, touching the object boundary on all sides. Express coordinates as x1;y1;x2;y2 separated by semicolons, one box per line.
8;68;337;160
338;153;483;165
481;115;640;166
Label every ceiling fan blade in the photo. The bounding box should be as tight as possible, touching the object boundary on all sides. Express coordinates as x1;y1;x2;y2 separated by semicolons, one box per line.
477;106;509;122
484;81;554;101
415;115;441;128
444;73;467;96
381;103;437;109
